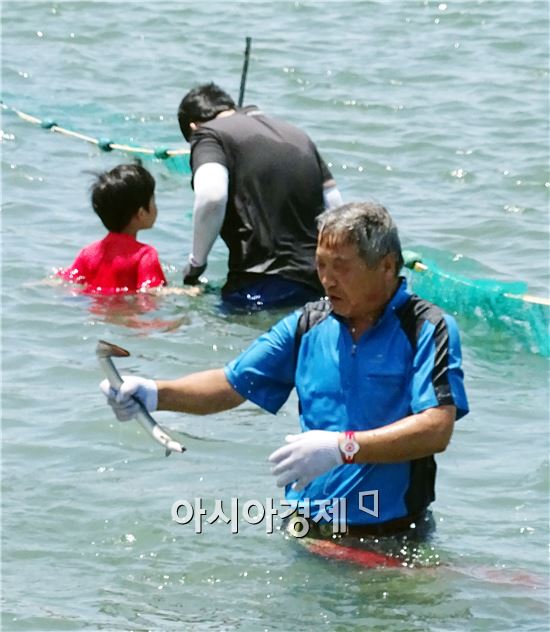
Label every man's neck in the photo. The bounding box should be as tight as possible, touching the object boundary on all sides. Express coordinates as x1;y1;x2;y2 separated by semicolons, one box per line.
215;109;235;119
347;278;401;340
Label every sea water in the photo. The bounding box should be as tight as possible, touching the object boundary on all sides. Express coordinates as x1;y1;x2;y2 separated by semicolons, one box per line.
1;1;548;630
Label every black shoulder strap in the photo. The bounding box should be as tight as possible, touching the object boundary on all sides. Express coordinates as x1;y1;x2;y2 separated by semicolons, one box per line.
293;299;332;367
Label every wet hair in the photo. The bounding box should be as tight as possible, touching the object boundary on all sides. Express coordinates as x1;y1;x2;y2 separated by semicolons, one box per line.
90;163;155;233
317;202;404;273
177;82;236;141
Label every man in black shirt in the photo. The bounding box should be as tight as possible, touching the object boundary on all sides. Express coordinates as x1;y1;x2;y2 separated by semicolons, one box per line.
177;83;343;310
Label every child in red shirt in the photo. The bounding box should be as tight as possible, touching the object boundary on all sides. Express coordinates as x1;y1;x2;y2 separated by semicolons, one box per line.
60;163;168;294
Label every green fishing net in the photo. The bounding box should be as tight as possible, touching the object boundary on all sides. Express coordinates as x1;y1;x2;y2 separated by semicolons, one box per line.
162;154;191;175
402;250;549;357
132;151;190;175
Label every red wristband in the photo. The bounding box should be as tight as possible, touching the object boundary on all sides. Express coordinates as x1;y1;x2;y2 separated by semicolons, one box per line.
339;430;360;463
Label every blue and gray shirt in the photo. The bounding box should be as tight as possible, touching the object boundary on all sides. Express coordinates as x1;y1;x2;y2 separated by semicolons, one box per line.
225;279;469;525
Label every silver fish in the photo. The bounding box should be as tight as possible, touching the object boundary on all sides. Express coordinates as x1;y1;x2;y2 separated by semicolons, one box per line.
96;340;185;456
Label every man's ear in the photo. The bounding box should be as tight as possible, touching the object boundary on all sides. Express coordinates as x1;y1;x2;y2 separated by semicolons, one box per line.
381;253;397;278
189;122;199;132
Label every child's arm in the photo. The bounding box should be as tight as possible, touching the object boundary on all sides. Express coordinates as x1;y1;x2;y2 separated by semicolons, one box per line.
137;248;168;291
23;274;65;289
57;250;88;285
138;249;202;296
153;286;203;297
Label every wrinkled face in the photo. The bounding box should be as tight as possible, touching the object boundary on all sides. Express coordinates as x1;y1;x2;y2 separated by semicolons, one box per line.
315;235;396;323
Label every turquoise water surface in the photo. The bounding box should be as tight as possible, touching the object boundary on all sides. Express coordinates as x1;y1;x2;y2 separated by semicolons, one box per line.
1;2;548;630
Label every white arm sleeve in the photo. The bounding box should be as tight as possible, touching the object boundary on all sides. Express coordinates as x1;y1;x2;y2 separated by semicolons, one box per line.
189;162;229;266
323;185;343;209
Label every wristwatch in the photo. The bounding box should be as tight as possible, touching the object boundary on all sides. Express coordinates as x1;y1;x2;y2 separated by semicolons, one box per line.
339;430;360;463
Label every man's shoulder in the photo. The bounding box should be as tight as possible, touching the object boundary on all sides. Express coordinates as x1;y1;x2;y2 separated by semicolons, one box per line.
397;293;446;323
206;108;310;142
294;299;333;352
297;298;333;332
190;124;223;147
395;293;455;348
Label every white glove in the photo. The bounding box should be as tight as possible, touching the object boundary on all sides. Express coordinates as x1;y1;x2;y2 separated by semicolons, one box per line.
99;375;158;422
268;430;343;491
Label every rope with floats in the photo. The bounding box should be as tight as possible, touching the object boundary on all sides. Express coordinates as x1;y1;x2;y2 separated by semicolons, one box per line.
2;38;254;165
0;100;190;167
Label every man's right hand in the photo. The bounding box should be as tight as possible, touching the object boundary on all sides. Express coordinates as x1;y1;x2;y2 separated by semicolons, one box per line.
99;375;158;421
183;261;207;285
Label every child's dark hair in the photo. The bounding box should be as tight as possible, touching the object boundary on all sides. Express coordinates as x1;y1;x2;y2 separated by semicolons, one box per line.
91;163;155;232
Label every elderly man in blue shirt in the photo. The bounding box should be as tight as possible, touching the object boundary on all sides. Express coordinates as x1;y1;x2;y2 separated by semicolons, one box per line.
101;201;468;540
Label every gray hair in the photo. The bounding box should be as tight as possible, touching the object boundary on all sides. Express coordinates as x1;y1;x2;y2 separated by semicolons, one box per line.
317;202;404;272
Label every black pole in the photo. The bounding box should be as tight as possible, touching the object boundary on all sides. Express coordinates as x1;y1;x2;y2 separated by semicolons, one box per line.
238;37;252;107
